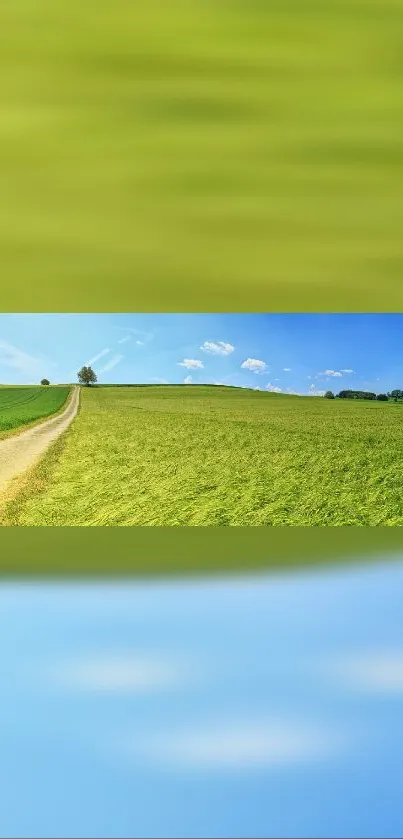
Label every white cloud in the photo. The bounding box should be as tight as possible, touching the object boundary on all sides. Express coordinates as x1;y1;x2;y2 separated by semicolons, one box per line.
178;359;204;370
266;382;282;393
55;654;183;694
200;341;235;356
98;354;124;374
140;718;344;770
0;339;49;379
136;340;144;346
184;375;192;384
328;650;403;695
283;367;291;372
86;348;111;366
308;384;326;396
241;358;267;374
340;368;354;374
318;370;342;378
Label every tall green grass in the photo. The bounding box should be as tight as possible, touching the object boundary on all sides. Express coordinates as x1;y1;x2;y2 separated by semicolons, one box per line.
7;385;403;526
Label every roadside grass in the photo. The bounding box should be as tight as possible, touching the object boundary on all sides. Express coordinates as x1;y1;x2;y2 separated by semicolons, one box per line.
0;386;71;439
4;385;403;526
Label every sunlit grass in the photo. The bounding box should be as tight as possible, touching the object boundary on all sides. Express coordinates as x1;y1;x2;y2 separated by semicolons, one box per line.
6;385;403;526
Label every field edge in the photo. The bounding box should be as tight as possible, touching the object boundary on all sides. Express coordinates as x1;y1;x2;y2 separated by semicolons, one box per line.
0;388;80;523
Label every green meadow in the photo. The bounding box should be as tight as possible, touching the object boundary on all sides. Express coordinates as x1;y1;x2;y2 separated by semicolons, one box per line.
2;1;403;312
0;386;70;437
5;385;403;526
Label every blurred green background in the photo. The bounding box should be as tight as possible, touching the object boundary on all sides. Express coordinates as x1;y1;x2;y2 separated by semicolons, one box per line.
1;527;403;578
2;0;403;311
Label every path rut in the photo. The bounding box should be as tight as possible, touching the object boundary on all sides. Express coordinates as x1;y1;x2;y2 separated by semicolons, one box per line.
0;386;80;494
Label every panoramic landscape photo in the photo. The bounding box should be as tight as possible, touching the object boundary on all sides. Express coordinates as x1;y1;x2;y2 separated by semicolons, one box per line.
0;312;403;527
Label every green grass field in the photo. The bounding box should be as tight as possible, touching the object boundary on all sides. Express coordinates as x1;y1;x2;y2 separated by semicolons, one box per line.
5;384;403;526
0;386;71;437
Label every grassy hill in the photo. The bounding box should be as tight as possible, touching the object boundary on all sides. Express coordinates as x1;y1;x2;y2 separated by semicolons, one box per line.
3;384;403;526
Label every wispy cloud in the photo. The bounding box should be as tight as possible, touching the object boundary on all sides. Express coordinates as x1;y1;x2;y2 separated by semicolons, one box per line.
178;359;204;370
184;375;193;384
241;358;267;374
0;339;49;379
117;335;147;347
54;654;184;694
308;384;326;396
266;382;282;393
115;327;153;343
283;367;291;372
137;717;344;770
326;649;403;695
200;341;235;356
317;369;342;378
340;368;354;374
86;348;110;366
98;354;124;374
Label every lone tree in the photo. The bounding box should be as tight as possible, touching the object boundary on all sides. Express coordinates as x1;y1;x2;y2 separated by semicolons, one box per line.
40;378;50;386
324;390;335;399
77;365;97;386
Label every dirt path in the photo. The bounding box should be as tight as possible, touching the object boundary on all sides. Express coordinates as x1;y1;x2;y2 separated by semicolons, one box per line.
0;386;80;495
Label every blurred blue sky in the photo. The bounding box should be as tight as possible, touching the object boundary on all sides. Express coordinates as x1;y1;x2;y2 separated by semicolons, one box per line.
1;558;403;838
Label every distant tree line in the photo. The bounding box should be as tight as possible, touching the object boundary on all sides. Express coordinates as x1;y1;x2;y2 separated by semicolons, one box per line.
325;389;400;401
338;390;377;400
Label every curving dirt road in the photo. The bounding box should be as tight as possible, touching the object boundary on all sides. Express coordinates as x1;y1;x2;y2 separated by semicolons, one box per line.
0;386;80;494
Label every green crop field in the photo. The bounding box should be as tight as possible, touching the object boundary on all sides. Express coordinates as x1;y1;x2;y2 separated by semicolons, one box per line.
0;386;71;436
5;385;403;526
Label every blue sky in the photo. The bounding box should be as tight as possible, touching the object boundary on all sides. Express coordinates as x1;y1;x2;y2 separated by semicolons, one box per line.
0;313;401;394
2;563;403;838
